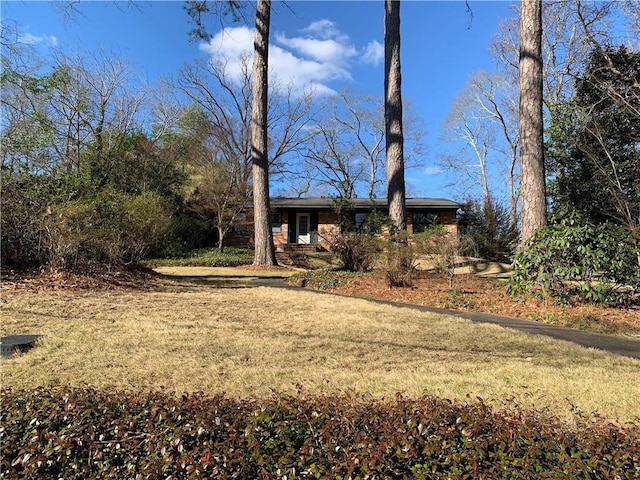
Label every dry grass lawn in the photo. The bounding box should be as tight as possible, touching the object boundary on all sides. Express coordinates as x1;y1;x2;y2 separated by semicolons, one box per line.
2;271;639;424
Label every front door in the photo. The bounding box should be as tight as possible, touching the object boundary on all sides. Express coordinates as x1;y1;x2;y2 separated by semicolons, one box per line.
296;213;311;244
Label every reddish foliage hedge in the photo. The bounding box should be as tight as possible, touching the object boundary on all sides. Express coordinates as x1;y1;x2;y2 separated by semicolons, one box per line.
1;387;638;479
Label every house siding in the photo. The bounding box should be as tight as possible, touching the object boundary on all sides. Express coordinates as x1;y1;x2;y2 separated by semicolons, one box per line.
273;210;290;250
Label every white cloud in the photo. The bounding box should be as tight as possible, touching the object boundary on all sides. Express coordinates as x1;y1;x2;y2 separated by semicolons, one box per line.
199;27;253;63
301;20;348;42
275;33;356;67
18;33;58;47
361;41;383;66
199;19;378;97
424;166;443;176
18;33;41;45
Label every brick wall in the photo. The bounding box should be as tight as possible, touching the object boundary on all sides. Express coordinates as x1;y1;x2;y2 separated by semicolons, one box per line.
232;207;459;251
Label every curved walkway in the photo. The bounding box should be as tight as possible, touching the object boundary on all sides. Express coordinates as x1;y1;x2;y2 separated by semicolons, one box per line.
270;281;640;360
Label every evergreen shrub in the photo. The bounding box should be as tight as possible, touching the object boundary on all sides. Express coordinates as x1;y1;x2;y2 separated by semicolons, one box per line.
2;387;638;479
509;210;640;306
45;190;170;270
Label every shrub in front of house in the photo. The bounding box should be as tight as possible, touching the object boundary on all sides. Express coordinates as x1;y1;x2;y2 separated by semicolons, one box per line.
155;214;212;257
288;268;356;289
508;209;640;306
2;386;639;479
147;246;254;267
415;225;476;289
329;232;382;272
383;231;419;287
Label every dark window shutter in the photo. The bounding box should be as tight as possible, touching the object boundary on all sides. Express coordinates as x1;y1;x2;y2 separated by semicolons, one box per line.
287;211;296;243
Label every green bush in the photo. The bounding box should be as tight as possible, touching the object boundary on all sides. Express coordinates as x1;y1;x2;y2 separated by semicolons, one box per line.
288;268;356;289
45;190;170;270
2;386;639;479
1;175;171;271
458;198;518;263
119;193;171;265
147;246;254;267
157;214;211;257
329;233;382;273
508;211;640;306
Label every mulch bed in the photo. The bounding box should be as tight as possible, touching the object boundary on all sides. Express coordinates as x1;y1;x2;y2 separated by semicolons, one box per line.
327;271;640;335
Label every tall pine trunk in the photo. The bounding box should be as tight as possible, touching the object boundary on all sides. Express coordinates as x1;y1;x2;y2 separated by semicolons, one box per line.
518;0;546;247
385;0;406;231
251;0;277;266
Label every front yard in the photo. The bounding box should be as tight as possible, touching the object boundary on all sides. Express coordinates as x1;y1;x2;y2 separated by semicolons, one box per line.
2;274;639;422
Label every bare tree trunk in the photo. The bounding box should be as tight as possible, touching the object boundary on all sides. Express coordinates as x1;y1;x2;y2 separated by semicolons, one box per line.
385;0;406;231
251;0;277;266
518;0;546;247
217;226;225;253
508;148;519;229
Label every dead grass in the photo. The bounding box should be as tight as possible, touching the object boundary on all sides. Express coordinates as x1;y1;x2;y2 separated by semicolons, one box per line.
2;277;639;423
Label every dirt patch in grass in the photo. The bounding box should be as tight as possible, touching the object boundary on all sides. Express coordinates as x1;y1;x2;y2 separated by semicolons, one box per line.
323;271;640;336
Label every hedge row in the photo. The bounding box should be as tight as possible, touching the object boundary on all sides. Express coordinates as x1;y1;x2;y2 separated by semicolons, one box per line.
1;387;638;479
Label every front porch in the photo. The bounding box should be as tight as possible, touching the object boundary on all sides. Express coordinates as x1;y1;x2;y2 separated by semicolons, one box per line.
282;243;320;253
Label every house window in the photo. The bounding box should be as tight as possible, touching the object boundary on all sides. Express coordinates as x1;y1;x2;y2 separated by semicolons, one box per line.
354;212;382;234
271;211;282;234
412;212;440;233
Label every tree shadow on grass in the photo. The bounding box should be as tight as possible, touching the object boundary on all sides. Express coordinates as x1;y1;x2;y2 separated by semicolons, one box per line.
159;273;288;289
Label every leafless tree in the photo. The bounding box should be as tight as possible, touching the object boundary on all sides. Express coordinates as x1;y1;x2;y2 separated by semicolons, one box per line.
621;1;640;43
186;129;252;251
265;78;317;182
1;49;144;178
490;1;614;108
298;88;426;200
302;90;384;199
440;71;519;227
173;48;315;249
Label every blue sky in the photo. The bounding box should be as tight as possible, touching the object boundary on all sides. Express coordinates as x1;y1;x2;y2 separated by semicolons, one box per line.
3;0;516;199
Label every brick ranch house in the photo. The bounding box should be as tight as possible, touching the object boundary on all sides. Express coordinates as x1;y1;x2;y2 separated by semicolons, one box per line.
265;197;462;252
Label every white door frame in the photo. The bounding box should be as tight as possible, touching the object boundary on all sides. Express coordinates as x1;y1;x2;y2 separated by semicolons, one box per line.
296;212;311;244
